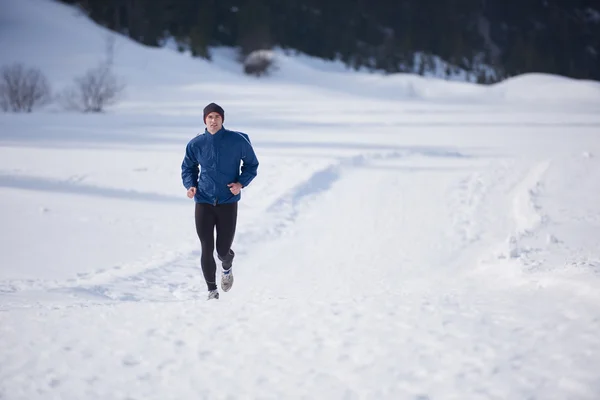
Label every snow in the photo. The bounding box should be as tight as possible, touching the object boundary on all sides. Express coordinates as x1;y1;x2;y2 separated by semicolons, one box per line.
1;0;600;398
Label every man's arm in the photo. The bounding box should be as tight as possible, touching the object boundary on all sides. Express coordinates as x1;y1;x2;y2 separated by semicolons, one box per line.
181;142;199;190
238;136;259;188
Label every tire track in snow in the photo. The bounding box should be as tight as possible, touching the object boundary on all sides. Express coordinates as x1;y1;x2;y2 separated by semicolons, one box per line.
239;153;369;247
484;155;600;288
511;161;550;237
506;160;550;259
471;160;560;282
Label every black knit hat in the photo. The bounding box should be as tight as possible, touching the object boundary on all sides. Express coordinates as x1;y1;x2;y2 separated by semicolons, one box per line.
203;102;225;123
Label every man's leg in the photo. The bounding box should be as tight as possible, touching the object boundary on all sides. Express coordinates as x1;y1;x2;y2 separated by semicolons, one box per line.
195;203;218;291
215;202;238;270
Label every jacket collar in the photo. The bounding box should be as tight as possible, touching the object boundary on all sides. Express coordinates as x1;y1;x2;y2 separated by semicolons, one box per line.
205;126;226;137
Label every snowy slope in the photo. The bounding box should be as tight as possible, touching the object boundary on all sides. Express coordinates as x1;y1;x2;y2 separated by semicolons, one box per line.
2;0;600;109
2;0;600;399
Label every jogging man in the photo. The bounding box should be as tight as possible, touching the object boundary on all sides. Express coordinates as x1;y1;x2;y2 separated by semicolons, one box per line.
181;103;259;300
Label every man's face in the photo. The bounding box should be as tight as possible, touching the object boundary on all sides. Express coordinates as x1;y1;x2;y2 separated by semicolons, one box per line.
206;112;223;133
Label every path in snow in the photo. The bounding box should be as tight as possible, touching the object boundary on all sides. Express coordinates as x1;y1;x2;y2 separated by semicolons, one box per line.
2;147;599;399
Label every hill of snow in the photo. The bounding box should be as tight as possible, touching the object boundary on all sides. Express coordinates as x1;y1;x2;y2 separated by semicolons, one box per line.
1;0;600;399
1;0;600;111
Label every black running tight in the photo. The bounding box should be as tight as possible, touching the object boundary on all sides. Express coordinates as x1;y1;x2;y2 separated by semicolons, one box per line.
195;202;237;291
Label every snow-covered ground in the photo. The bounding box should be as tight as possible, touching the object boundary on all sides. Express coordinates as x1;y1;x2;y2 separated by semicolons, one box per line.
1;0;600;399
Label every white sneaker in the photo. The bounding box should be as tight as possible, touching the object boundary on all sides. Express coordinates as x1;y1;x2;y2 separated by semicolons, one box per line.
221;269;234;292
207;290;219;300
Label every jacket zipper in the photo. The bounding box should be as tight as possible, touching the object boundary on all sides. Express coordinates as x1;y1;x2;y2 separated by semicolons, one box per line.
213;136;218;206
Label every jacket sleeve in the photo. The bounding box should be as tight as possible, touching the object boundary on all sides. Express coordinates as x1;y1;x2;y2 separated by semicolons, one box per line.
238;136;259;188
181;142;199;189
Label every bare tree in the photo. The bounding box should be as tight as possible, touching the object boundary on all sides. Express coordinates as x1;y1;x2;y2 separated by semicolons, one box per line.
60;64;125;112
0;63;51;112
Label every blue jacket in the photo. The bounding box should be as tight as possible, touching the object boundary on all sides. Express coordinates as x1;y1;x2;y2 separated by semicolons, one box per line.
181;127;259;205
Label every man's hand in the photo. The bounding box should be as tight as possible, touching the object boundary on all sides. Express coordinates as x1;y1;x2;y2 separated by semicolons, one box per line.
228;182;242;195
187;187;197;199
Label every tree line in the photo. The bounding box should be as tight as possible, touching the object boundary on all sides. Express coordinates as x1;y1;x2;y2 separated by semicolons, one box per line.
61;0;600;83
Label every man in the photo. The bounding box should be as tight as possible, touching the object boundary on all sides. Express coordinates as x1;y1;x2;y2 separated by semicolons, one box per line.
181;103;259;300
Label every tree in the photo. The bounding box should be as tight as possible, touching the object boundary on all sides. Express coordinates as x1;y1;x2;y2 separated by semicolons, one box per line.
60;64;125;112
0;64;51;113
55;0;600;82
237;0;272;56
